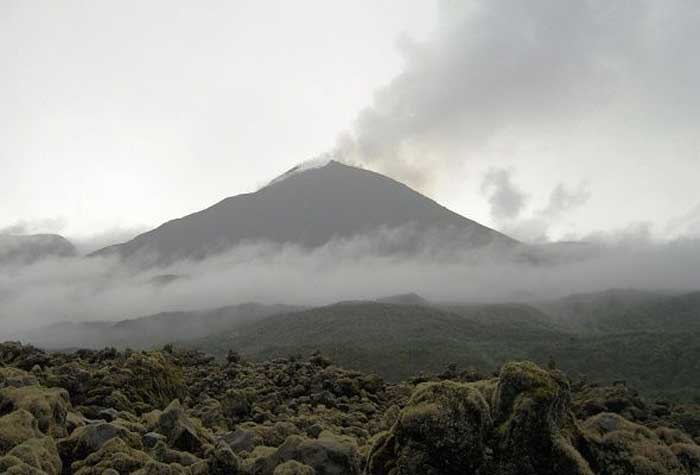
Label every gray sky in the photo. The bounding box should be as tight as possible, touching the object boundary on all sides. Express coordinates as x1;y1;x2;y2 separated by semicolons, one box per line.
2;0;699;244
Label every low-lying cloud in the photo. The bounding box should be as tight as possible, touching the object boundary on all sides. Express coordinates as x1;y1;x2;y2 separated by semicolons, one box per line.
0;218;68;236
1;228;698;338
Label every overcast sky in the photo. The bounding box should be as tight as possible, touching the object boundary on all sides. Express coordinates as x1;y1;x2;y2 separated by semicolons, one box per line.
2;0;699;245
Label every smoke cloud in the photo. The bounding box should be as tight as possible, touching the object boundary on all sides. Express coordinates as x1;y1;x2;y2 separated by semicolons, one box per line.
480;168;591;242
335;0;700;194
481;168;529;221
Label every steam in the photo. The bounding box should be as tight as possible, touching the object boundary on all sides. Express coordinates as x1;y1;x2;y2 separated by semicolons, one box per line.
334;0;700;193
480;168;591;242
480;169;528;221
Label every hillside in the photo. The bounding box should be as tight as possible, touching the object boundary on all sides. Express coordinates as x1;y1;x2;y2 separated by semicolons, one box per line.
91;161;516;264
535;288;678;333
184;295;700;401
185;301;572;382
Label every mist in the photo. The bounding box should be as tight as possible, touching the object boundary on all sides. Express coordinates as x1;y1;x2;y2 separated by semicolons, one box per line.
2;228;698;338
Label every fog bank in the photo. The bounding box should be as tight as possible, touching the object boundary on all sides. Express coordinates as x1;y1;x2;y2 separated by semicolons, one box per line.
1;229;698;337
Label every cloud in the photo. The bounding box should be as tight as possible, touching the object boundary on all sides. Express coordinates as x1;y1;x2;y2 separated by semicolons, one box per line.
1;227;699;338
334;0;700;194
0;218;67;235
541;183;591;220
480;168;529;221
68;227;149;255
480;168;591;242
666;203;700;239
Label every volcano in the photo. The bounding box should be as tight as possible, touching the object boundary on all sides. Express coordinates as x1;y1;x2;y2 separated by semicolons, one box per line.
91;161;516;264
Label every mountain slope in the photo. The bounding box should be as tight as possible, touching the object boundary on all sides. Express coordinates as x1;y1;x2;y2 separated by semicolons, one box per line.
183;296;700;400
91;161;516;264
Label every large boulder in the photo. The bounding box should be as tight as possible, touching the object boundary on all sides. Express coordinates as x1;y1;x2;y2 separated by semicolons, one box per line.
0;385;71;437
491;361;593;475
367;380;492;475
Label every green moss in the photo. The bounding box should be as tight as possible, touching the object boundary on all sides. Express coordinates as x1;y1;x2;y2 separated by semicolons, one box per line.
0;385;71;437
0;409;41;454
6;437;62;475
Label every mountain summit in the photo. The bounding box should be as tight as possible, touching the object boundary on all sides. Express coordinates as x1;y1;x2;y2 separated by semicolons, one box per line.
92;161;516;264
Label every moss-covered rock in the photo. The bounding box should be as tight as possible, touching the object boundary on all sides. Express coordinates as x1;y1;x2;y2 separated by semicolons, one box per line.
57;421;142;467
221;388;255;425
573;383;649;423
205;441;242;474
367;362;597;475
156;400;214;456
0;367;39;388
0;409;42;454
367;380;492;475
582;412;700;475
0;385;71;437
2;436;62;475
491;361;593;475
0;342;51;370
0;454;47;474
0;343;698;475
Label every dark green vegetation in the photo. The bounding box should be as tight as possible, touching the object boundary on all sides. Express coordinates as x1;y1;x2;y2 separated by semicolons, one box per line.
13;288;700;403
185;302;567;382
1;342;699;474
186;290;700;403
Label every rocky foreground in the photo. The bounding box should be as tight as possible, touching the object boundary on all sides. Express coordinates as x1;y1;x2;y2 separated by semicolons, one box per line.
1;342;699;474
